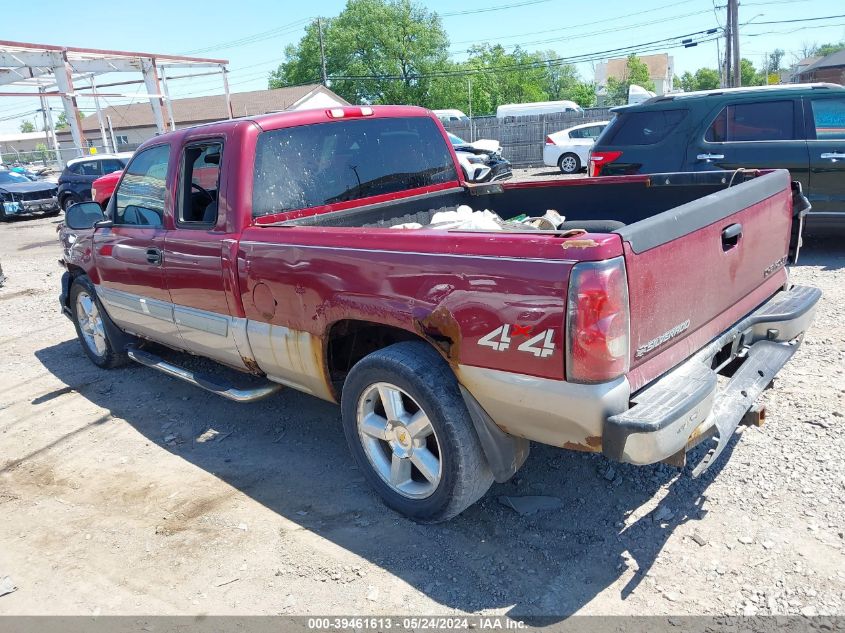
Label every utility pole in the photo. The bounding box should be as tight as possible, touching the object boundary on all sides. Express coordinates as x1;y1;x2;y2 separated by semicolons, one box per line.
724;1;733;87
730;0;740;87
317;18;328;86
716;38;723;87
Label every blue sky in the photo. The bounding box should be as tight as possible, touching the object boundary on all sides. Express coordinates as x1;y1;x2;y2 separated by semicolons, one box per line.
1;0;843;133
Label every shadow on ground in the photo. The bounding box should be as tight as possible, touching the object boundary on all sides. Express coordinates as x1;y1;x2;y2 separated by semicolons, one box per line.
31;337;738;620
795;235;845;271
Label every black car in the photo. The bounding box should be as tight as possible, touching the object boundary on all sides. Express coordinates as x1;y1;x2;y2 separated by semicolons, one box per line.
57;153;132;211
589;83;845;232
0;169;60;221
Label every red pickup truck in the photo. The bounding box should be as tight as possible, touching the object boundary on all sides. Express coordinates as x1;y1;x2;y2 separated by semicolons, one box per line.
58;105;820;522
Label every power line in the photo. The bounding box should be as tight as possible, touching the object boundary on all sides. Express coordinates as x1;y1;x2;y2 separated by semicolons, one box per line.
742;13;845;25
329;31;722;82
449;9;714;54
439;0;555;18
181;18;313;55
451;0;699;45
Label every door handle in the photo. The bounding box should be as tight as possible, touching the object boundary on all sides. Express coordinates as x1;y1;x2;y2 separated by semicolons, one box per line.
146;247;162;265
697;153;725;161
820;152;845;160
722;223;742;250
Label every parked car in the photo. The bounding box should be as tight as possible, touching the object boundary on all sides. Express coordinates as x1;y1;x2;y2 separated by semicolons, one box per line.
57;152;133;211
58;105;818;522
0;169;60;220
448;133;512;182
589;83;845;232
497;100;583;122
91;170;122;209
544;120;609;173
433;109;469;124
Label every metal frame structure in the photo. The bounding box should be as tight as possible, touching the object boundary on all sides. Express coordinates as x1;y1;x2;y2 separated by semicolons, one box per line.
0;40;230;166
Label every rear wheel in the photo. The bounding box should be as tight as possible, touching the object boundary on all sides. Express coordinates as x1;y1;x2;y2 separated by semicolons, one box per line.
70;276;128;369
558;153;581;174
61;194;80;211
341;341;493;522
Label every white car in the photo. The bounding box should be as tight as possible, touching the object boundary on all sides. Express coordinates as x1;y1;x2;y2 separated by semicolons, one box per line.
543;120;609;174
447;133;511;182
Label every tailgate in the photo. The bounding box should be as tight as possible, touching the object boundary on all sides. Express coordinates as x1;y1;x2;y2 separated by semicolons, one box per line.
619;170;794;391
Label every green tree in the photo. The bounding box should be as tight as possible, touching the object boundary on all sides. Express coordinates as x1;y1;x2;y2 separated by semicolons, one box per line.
34;142;49;163
767;49;785;73
740;58;765;87
19;120;35;133
605;55;655;106
680;67;721;92
55;111;69;129
269;0;450;107
815;42;845;57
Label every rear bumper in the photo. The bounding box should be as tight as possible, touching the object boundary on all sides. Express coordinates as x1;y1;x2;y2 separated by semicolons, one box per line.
604;284;821;474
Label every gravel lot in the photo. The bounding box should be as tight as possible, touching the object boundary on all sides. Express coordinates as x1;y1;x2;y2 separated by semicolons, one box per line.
0;211;843;619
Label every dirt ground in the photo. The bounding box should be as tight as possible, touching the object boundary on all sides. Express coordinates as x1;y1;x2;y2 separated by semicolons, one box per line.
0;204;843;619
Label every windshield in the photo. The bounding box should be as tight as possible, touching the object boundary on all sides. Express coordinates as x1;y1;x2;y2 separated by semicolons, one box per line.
447;133;466;145
0;171;30;184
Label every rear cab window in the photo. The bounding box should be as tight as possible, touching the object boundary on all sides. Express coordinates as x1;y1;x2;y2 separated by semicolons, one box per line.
252;116;458;218
705;100;797;142
600;109;687;145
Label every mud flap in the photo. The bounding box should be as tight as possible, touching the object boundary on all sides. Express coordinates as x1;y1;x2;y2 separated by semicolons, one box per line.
459;385;530;482
691;339;798;477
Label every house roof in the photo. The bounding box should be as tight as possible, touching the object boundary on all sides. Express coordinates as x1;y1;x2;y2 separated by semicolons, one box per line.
605;54;670;81
66;84;348;133
0;130;56;143
800;50;845;75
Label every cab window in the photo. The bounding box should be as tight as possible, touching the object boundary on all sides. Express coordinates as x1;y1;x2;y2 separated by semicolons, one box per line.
178;141;222;226
113;144;170;227
706;100;795;142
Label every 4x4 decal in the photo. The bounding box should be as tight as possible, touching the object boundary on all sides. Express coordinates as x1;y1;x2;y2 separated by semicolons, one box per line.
478;325;556;358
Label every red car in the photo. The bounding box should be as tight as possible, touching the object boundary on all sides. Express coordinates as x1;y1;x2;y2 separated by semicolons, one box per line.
58;105;819;522
91;169;121;209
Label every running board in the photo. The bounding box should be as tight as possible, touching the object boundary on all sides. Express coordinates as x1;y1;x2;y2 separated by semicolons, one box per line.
126;346;282;403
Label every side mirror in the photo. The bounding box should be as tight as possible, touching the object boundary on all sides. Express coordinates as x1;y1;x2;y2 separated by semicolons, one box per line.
65;202;106;230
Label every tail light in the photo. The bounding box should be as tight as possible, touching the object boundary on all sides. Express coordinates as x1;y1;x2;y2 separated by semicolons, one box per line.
566;257;630;383
588;150;623;177
545;136;555;145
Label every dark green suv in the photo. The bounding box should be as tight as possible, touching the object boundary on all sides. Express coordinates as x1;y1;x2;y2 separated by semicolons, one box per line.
590;83;845;231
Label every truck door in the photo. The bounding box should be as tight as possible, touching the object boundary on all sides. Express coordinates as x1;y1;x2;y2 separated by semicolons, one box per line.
805;93;845;221
689;98;809;190
162;138;249;370
92;144;182;346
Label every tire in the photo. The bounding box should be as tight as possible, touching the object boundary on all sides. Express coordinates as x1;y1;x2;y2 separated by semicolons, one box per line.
61;194;80;212
341;341;493;523
558;153;581;174
69;276;128;369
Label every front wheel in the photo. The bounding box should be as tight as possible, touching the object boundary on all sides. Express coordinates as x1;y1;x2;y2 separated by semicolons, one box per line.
558;153;581;174
70;276;128;368
341;342;493;523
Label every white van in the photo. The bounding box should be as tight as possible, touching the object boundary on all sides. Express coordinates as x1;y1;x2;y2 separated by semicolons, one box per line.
433;109;470;124
496;100;583;121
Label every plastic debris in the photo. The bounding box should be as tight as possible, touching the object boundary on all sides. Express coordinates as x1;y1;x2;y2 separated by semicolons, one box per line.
0;576;16;598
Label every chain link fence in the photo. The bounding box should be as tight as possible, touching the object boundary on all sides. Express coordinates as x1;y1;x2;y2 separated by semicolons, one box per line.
441;107;613;167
